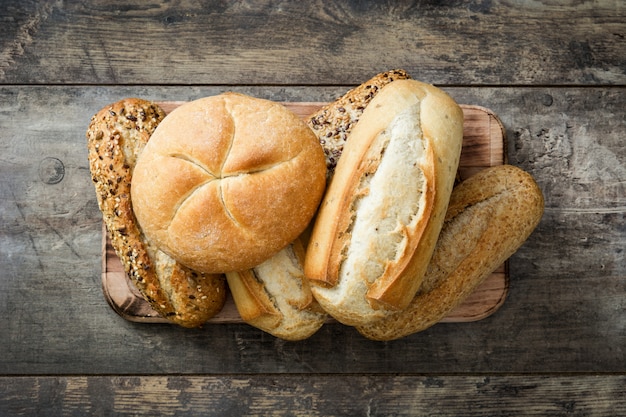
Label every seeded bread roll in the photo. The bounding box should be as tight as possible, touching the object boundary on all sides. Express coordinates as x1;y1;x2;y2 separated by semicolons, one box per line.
357;165;545;340
307;69;411;179
131;93;327;274
225;236;328;341
304;80;464;326
87;98;227;328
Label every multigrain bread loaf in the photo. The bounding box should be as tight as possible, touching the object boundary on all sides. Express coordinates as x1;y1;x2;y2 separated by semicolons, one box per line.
131;93;327;274
357;165;545;340
307;69;411;178
226;236;328;341
87;98;226;328
304;79;464;326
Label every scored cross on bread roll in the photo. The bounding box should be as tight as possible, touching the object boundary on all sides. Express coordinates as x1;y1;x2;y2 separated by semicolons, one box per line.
304;79;464;326
131;93;327;274
87;98;226;327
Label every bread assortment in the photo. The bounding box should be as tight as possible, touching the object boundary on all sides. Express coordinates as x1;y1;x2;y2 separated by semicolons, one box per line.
87;70;544;340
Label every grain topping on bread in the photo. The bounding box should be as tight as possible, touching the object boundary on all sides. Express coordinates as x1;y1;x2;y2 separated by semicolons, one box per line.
87;98;226;327
307;69;411;178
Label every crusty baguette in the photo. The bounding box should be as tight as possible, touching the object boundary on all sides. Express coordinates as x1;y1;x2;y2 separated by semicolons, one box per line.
304;79;464;326
357;165;545;340
87;98;226;328
225;237;327;341
307;69;412;179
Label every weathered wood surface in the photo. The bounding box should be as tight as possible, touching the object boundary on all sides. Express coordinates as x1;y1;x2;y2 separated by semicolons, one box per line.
1;375;625;416
0;0;624;414
0;1;624;85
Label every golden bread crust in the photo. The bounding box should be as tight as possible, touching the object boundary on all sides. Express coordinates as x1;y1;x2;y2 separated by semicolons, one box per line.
304;79;464;326
226;237;327;341
87;98;226;328
131;93;327;274
357;165;545;340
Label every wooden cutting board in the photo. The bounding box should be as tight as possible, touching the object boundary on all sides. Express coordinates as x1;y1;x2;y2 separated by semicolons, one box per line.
101;102;508;324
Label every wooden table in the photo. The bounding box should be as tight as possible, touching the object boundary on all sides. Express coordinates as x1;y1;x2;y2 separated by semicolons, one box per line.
1;1;624;415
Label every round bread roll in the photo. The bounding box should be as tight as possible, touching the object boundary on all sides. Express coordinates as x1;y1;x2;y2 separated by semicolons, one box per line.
131;93;327;273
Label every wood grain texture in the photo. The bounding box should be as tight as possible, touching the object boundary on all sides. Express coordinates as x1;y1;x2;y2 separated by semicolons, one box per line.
0;1;624;85
0;86;623;376
0;0;625;410
101;102;508;325
1;375;625;416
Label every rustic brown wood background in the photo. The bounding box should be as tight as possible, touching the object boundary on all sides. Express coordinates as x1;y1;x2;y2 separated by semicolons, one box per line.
0;1;624;415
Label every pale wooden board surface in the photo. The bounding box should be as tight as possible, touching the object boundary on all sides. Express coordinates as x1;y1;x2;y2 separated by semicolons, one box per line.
102;102;508;325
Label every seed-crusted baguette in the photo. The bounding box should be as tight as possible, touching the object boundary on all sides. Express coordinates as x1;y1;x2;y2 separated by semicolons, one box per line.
307;69;411;179
87;98;226;328
357;165;545;340
225;236;328;341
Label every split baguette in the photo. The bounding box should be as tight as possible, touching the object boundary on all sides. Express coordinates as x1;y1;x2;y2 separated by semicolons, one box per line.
304;79;464;326
225;236;328;341
87;98;227;327
357;164;545;340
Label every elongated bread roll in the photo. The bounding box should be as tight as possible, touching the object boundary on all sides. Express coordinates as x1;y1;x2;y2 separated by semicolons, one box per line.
87;98;227;327
304;80;464;326
357;165;545;340
225;237;327;341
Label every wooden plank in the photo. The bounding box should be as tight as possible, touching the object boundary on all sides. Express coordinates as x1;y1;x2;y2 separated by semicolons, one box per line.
0;1;623;85
1;375;624;416
101;102;508;325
